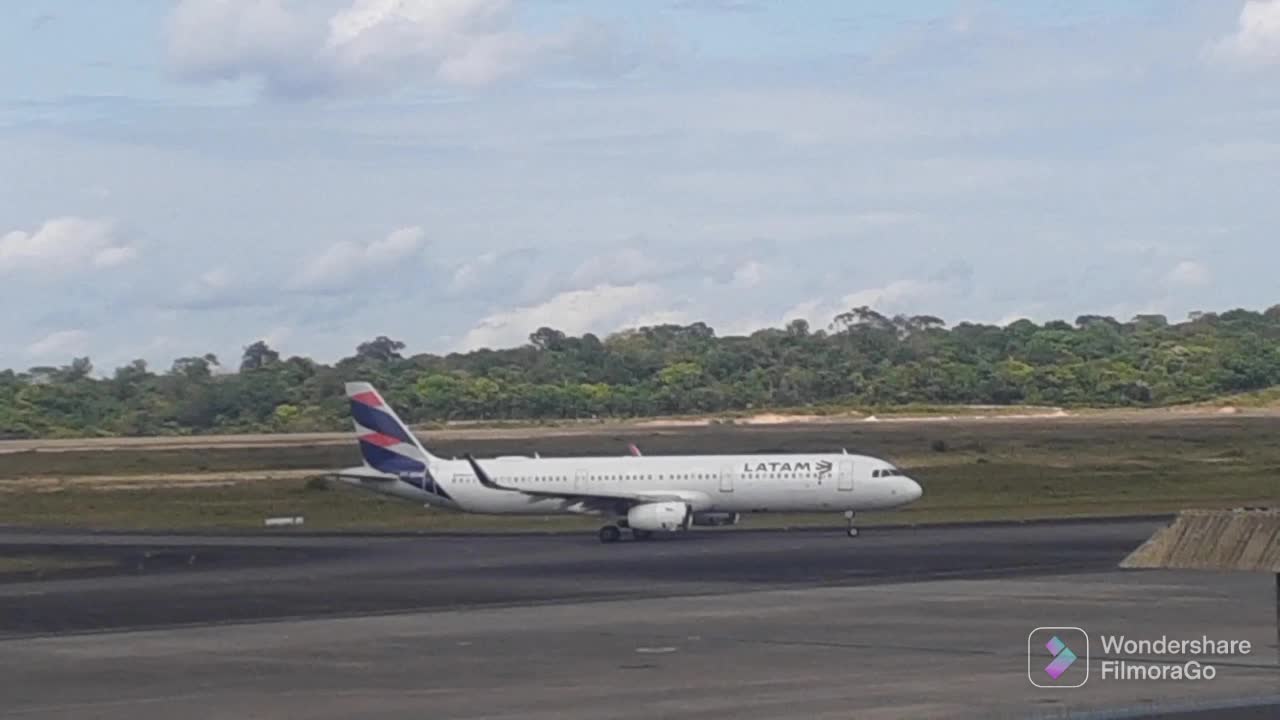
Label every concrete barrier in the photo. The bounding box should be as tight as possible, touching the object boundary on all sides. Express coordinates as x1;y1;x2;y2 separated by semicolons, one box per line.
264;516;305;528
1121;508;1280;572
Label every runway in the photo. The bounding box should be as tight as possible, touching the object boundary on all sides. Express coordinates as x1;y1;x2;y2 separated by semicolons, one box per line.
0;519;1276;719
0;518;1163;637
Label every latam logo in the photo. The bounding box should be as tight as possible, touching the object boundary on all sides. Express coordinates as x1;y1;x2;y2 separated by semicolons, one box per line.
740;459;835;477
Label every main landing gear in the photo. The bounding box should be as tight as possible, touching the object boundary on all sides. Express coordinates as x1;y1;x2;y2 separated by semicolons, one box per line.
597;525;655;543
844;510;859;538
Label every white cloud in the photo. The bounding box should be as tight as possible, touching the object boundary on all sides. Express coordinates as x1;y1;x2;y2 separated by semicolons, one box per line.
449;250;499;292
290;226;425;292
439;247;546;302
456;282;672;350
1164;260;1211;288
779;300;824;326
329;0;543;88
620;309;691;329
838;279;945;314
743;279;951;334
717;299;839;337
1206;1;1280;67
167;0;321;94
570;246;667;287
994;311;1037;327
167;0;635;97
172;267;271;311
567;242;759;293
92;246;138;268
0;218;136;276
731;260;764;288
715;274;966;336
26;330;89;358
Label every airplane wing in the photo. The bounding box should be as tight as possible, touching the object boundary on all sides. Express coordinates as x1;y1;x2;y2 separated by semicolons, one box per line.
461;454;697;510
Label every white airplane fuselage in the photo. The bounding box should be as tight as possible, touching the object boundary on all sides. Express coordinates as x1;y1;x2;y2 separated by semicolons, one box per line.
332;382;924;540
356;452;922;516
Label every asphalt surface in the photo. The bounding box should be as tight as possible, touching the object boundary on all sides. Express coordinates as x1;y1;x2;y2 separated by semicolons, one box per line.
1;519;1276;719
0;519;1160;637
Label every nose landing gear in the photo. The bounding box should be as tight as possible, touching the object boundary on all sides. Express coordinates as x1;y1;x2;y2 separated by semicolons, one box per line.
844;510;859;538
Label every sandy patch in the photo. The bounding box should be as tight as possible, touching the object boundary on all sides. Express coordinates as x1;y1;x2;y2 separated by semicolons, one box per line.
739;413;827;425
632;418;713;428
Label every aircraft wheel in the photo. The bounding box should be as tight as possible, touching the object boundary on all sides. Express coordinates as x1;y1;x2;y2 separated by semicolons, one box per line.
598;525;622;543
846;527;860;538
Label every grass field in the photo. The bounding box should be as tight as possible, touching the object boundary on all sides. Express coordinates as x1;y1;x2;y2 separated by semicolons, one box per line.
0;554;118;576
0;415;1276;532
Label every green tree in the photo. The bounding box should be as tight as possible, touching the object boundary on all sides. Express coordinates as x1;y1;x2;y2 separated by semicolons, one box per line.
12;306;1280;438
240;341;280;371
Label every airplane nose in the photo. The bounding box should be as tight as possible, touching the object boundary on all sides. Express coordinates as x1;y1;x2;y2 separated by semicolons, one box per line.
904;478;923;502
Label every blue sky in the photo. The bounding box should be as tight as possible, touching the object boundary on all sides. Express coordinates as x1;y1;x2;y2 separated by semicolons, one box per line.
3;0;1280;372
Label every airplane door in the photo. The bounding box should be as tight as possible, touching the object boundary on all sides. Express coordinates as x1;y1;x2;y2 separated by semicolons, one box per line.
719;464;733;493
837;460;854;491
575;469;588;492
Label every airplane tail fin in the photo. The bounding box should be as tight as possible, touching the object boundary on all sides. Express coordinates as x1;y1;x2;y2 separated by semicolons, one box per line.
345;382;439;475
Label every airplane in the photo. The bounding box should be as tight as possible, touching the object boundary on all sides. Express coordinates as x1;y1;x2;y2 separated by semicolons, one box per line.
326;382;924;543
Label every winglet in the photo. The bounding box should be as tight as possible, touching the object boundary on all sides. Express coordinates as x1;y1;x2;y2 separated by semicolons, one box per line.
628;443;642;457
463;453;514;492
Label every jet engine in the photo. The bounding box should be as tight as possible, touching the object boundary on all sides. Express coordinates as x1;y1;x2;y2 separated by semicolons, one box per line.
626;502;692;533
691;511;740;527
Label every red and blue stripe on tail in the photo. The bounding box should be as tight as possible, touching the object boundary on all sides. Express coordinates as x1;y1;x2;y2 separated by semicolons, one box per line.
346;382;450;500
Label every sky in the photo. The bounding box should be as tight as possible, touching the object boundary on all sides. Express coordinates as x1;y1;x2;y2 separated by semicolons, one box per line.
3;0;1280;373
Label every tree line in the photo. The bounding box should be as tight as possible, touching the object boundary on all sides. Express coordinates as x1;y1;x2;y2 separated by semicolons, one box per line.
5;305;1280;438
